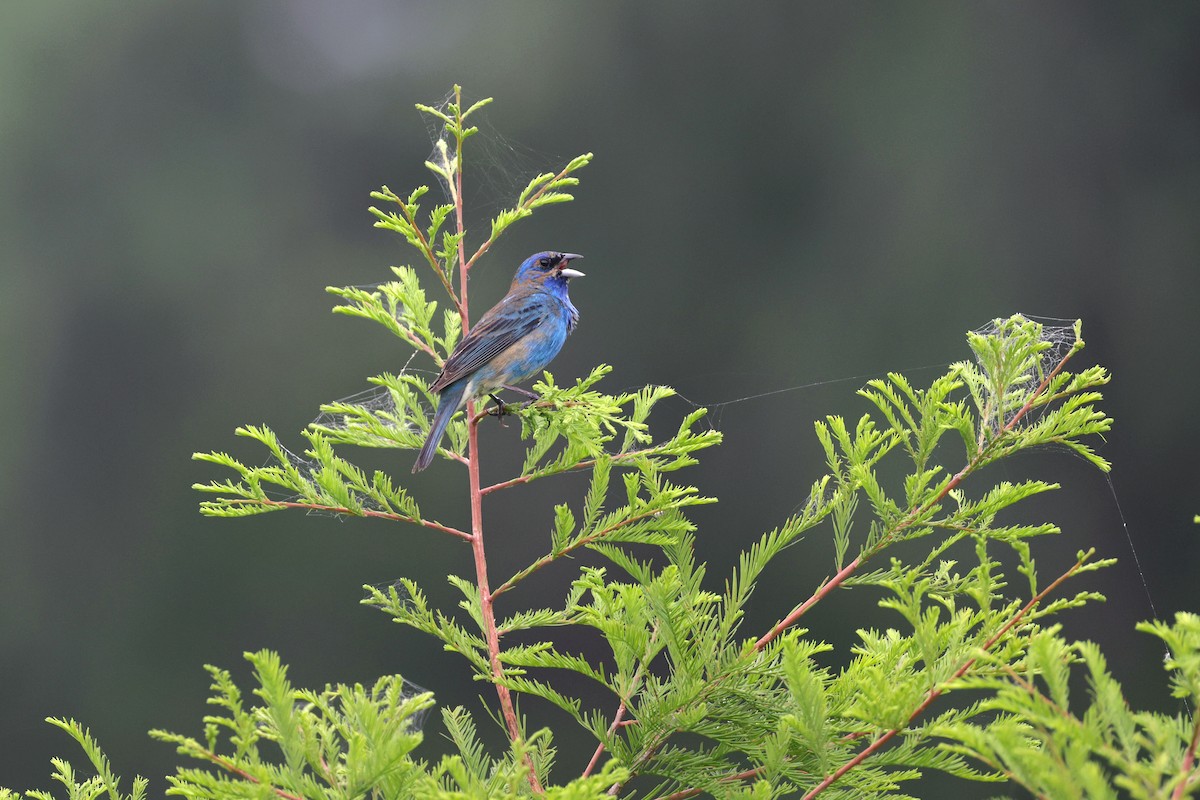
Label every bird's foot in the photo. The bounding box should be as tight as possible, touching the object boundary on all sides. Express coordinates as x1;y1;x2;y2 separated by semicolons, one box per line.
487;393;512;422
485;388;543;424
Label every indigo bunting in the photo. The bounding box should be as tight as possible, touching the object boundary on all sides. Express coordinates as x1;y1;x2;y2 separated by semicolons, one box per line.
412;251;585;472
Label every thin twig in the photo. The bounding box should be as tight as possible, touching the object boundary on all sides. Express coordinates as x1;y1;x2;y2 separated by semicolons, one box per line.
481;446;662;496
218;499;470;540
1002;344;1077;431
469;397;586;425
654;767;765;800
463;160;584;272
754;556;861;652
492;508;669;599
200;750;305;800
1171;711;1200;800
396;325;442;365
583;705;624;779
582;625;661;779
395;191;461;317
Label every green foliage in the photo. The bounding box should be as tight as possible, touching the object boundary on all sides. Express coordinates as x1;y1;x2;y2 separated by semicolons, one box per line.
192;424;430;525
6;653;625;800
935;613;1200;799
10;86;1199;800
148;651;433;800
13;718;147;800
327;265;461;364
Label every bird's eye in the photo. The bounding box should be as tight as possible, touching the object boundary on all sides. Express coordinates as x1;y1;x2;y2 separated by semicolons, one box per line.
538;257;551;268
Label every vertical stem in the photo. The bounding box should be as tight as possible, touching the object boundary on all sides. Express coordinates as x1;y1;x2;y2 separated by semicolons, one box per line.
451;87;543;795
1172;711;1200;800
466;420;524;742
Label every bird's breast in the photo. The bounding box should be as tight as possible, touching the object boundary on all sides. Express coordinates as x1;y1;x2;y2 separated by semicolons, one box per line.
501;321;568;378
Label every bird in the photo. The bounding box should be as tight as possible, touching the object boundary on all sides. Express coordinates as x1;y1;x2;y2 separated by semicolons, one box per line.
412;251;585;472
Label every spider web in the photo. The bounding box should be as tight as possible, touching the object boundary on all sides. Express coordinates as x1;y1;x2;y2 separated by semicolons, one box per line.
291;608;432;733
311;384;403;431
257;439;379;520
261;351;438;518
969;313;1079;429
970;313;1077;383
309;349;429;441
420;88;573;247
361;580;434;730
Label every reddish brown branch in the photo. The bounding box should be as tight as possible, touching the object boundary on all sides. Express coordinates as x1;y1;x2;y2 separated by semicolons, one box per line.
1172;712;1200;800
582;624;660;779
450;88;542;796
202;751;305;800
465;407;525;742
755;556;861;651
397;326;442;366
464;159;585;272
583;703;625;780
492;508;668;599
220;499;470;540
481;446;662;496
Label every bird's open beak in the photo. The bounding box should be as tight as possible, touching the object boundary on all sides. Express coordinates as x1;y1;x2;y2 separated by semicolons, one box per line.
558;253;584;279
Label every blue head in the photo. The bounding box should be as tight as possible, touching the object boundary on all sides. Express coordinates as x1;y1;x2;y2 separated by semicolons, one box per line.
512;251;585;296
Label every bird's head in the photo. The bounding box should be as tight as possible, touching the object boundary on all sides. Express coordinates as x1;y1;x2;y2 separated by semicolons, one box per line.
513;251;585;291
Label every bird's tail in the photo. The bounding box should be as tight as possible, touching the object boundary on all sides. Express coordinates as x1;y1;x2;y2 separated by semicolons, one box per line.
413;381;467;472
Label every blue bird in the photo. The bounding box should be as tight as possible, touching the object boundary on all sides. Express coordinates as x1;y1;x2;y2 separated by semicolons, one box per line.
413;251;585;472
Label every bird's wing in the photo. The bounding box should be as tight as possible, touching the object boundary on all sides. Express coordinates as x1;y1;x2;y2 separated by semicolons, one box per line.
430;289;549;393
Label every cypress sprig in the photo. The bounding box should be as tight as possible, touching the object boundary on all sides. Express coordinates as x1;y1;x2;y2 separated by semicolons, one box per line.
11;89;1198;800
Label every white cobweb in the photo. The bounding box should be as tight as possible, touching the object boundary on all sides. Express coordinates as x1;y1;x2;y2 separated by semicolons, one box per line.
968;313;1080;430
258;438;383;519
259;350;438;517
970;313;1078;378
311;383;403;430
290;579;432;730
309;354;428;443
420;87;573;243
362;579;433;731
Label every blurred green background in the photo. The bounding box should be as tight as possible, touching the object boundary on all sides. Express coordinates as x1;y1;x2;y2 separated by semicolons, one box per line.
3;1;1199;794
